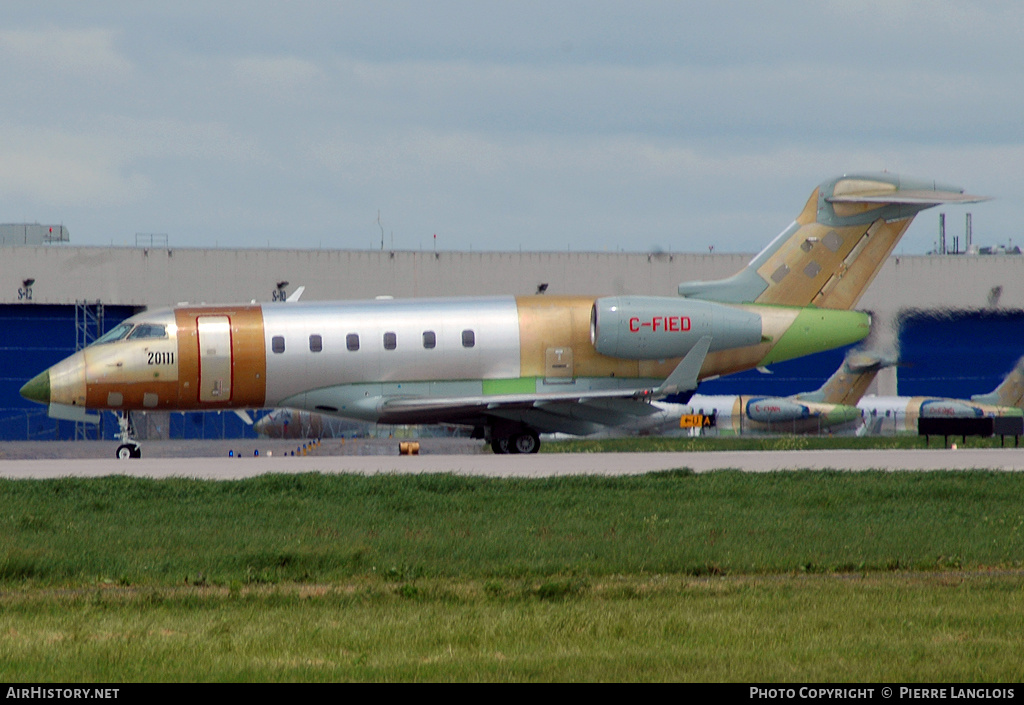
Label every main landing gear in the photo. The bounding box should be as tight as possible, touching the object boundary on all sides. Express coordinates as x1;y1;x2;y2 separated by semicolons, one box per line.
115;412;142;459
489;428;540;454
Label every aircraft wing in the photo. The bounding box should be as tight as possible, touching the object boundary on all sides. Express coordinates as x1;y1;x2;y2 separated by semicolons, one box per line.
377;336;711;435
380;389;667;435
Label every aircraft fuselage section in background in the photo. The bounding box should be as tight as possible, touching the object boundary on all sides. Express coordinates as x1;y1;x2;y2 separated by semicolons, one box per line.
615;395;863;437
34;294;868;424
858;396;1024;434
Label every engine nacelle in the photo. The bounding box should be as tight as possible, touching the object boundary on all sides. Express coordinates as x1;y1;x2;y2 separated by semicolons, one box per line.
590;296;762;360
745;398;810;423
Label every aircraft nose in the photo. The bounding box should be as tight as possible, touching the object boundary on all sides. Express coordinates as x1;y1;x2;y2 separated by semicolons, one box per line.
20;369;51;405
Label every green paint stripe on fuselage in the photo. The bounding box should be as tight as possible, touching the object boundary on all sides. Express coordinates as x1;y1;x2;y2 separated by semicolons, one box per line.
483;378;538;395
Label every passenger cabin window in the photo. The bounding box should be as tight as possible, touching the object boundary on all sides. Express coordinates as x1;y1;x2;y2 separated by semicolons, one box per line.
462;329;475;348
272;336;285;354
423;331;436;349
309;334;322;353
383;332;397;350
346;333;360;351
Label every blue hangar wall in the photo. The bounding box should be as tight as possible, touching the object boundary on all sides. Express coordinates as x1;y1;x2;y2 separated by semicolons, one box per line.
0;304;259;442
0;304;136;440
896;310;1024;399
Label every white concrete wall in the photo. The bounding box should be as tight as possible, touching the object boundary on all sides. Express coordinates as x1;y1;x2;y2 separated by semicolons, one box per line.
0;246;747;307
3;245;1022;337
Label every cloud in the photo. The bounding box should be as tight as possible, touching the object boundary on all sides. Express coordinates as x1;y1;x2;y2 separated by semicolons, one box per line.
0;27;133;81
0;126;149;207
0;3;1019;252
230;55;324;93
0;118;264;209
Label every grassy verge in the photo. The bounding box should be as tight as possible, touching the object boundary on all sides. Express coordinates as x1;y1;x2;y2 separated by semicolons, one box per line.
3;471;1024;585
1;574;1022;681
3;471;1024;681
541;434;1022;452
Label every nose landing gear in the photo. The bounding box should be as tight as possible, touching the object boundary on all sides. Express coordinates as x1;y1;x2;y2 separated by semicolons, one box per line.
115;412;142;459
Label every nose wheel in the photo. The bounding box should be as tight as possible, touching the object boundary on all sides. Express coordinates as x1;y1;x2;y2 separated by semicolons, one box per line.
116;443;142;459
115;412;142;459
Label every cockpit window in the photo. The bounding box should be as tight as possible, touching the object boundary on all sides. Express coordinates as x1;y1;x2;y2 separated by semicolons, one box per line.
127;324;167;340
91;323;135;346
90;322;169;346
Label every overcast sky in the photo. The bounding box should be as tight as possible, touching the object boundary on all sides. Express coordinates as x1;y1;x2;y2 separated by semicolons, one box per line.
1;1;1021;254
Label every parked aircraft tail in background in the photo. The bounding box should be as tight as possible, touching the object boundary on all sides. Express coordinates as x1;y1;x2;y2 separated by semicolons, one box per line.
970;356;1024;409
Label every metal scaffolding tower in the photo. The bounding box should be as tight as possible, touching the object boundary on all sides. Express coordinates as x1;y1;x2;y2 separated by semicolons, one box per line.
74;300;105;440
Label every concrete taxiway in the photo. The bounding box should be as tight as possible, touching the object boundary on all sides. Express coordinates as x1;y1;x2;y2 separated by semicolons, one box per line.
2;445;1024;479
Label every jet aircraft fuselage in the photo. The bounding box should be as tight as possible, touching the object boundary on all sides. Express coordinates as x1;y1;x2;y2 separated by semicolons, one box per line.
23;294;868;450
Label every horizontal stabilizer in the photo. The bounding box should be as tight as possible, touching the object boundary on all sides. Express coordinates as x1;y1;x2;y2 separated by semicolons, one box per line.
828;190;988;205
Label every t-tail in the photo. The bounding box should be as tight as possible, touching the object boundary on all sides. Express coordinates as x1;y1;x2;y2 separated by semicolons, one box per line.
678;173;988;309
971;356;1024;409
792;351;895;407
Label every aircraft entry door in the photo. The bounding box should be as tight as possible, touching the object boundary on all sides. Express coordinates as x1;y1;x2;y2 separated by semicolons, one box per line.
198;315;233;402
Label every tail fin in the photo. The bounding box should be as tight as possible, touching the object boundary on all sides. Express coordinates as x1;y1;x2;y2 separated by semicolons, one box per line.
793;351;895;406
971;356;1024;409
678;173;987;309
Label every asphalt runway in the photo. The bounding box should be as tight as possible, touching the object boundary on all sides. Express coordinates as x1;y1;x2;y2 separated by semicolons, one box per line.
2;442;1024;479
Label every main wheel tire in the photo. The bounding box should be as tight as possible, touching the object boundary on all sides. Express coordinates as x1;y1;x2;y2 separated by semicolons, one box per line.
511;431;540;454
490;438;510;454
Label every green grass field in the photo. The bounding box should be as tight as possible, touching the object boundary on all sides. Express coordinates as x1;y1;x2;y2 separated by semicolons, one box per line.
2;470;1024;681
542;434;1021;453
